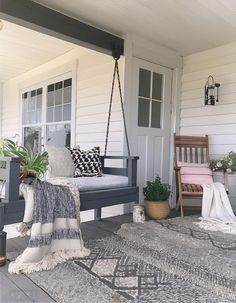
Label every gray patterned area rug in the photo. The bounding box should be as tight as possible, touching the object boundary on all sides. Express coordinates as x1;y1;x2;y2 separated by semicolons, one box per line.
9;216;236;303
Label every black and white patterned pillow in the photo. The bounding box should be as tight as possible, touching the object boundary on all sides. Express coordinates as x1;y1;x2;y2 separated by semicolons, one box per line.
70;147;103;177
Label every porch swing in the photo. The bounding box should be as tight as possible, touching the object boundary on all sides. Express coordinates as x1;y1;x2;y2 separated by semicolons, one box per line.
0;47;139;229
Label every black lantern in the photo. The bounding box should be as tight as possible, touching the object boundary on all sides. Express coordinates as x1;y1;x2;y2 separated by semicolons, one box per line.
204;75;220;106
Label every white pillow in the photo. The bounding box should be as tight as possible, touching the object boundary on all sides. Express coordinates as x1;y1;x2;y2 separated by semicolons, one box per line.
45;146;75;178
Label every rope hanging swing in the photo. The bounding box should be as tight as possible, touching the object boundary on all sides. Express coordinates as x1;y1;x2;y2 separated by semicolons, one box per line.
104;47;130;157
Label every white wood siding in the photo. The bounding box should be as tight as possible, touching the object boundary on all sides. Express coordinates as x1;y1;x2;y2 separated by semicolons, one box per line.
2;79;20;139
1;48;124;155
181;41;236;157
76;54;124;154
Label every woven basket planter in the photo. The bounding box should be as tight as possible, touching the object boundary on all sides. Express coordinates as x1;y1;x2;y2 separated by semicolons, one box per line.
144;200;170;220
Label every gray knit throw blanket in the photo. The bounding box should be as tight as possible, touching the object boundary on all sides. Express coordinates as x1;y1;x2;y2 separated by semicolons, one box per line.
9;180;90;274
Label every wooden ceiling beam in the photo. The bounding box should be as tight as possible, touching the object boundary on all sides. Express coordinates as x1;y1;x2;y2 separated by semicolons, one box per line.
0;0;124;56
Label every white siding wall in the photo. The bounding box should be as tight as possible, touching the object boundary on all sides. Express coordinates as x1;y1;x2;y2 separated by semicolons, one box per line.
76;54;124;154
2;79;20;139
1;48;124;155
181;42;236;157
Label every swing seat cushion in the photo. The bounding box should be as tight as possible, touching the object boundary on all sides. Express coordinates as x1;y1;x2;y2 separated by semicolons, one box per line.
47;174;128;192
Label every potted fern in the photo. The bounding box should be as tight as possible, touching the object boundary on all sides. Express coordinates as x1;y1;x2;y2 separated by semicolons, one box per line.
0;139;48;181
143;176;171;219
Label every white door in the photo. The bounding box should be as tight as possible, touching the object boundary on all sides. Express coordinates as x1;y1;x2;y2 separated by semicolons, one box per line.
130;58;172;201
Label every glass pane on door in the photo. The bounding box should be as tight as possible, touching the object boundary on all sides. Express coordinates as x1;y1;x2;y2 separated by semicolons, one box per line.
151;101;161;128
152;72;163;100
23;126;42;153
138;98;150;127
139;69;151;98
46;123;71;147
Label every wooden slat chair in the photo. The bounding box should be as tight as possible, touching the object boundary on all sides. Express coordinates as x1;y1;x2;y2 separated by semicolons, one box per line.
174;133;211;217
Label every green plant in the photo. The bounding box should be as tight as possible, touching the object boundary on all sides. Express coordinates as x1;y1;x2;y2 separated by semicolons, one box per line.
227;151;236;172
143;176;171;201
209;151;236;173
209;156;232;172
0;139;48;179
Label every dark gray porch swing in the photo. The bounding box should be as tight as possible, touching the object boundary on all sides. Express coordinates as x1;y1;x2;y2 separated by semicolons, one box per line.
0;48;139;237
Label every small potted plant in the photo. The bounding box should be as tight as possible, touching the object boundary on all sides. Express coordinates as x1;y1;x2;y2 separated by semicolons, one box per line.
143;176;171;220
209;156;232;173
0;138;48;181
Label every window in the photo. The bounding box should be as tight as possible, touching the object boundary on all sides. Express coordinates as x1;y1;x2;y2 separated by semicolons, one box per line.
21;75;73;152
46;79;72;123
138;68;163;128
22;88;43;153
46;78;72;147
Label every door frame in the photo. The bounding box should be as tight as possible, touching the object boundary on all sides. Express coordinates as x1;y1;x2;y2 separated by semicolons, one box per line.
131;58;172;198
124;55;182;207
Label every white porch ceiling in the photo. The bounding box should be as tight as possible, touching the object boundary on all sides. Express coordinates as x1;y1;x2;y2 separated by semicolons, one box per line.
0;20;79;82
35;0;236;56
2;0;236;82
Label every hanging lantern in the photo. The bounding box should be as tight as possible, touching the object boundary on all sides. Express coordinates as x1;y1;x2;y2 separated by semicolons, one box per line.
204;75;220;106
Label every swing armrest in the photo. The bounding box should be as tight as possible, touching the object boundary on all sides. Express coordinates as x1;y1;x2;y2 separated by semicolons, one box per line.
100;156;139;187
0;156;20;203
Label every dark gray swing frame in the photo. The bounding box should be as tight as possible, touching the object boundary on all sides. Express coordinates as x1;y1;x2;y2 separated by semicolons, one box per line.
0;155;139;228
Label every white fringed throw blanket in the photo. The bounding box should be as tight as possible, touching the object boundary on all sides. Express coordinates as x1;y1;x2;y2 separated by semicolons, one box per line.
196;182;236;234
9;179;90;274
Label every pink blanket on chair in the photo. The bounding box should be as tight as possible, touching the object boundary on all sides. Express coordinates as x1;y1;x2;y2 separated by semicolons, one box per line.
177;161;213;185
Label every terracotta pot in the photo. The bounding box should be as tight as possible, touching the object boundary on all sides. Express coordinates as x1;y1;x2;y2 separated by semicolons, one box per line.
144;200;170;220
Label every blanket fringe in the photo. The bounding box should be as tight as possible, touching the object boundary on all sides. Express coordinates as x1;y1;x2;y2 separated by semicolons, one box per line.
9;248;90;274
